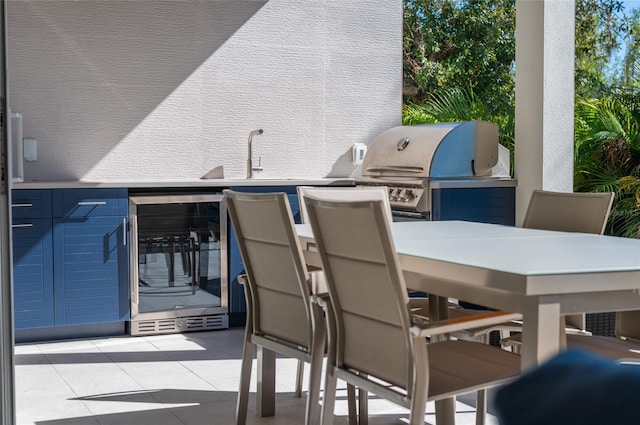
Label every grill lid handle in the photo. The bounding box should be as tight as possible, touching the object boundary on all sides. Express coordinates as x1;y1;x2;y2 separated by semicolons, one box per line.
365;165;424;173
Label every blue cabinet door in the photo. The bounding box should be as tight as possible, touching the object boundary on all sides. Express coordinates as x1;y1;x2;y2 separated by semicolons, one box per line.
12;218;54;329
52;214;129;325
52;189;129;326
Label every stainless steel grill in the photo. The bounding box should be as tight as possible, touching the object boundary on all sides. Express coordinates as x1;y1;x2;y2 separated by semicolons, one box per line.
355;121;512;219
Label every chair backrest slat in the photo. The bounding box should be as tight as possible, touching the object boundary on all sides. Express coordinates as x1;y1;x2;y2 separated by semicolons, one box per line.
523;190;614;235
304;195;413;388
225;190;311;348
297;186;392;224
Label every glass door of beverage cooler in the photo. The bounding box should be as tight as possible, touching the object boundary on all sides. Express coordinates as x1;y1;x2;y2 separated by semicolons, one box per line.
129;193;228;335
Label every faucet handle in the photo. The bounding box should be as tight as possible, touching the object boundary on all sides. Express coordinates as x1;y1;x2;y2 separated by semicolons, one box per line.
252;156;264;172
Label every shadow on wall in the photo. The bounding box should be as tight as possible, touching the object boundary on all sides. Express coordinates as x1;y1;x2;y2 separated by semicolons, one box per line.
325;145;360;178
7;0;267;180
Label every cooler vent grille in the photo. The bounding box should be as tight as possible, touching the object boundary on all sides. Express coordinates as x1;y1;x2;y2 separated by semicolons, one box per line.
129;314;229;336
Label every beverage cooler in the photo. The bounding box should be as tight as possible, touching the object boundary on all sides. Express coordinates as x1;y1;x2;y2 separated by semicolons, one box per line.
128;192;228;335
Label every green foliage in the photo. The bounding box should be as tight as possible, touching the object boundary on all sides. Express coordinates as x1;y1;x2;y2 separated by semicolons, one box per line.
575;0;628;97
617;9;640;86
402;88;514;152
402;0;640;236
574;95;640;236
403;0;515;116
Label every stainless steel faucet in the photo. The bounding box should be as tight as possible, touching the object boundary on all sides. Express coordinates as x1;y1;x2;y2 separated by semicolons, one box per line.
247;129;264;179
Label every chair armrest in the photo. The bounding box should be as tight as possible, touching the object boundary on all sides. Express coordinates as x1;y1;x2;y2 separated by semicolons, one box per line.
311;292;330;309
308;268;328;294
411;311;522;337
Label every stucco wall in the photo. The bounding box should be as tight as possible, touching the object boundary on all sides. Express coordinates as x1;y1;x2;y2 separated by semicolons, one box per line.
514;0;575;224
7;0;402;181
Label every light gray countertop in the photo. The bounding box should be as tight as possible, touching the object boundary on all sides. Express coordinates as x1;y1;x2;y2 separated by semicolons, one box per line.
12;178;355;190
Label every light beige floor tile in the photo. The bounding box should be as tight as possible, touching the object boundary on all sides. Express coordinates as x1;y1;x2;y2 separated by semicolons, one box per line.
14;329;496;425
92;408;185;425
15;393;97;425
168;400;237;425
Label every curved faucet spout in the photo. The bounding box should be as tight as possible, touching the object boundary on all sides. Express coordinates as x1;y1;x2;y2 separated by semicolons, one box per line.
249;129;264;140
247;129;264;179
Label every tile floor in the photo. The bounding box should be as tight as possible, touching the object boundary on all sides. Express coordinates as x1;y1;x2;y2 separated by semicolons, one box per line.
14;328;499;425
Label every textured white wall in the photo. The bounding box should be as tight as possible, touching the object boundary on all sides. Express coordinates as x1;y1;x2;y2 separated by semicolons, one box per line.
7;0;402;181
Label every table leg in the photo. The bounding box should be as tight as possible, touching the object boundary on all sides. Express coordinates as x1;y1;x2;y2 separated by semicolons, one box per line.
435;398;456;425
257;346;276;417
521;296;562;370
428;295;441;321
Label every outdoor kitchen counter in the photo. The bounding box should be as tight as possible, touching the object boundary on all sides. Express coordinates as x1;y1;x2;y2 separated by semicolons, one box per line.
10;177;354;341
12;178;354;189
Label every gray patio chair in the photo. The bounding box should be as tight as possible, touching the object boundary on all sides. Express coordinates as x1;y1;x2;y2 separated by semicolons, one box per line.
298;185;396;422
225;190;357;425
297;186;393;224
298;186;462;317
299;186;490;423
303;194;521;425
462;189;615;348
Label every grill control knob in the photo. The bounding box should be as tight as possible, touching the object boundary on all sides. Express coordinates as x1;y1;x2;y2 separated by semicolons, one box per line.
405;189;416;201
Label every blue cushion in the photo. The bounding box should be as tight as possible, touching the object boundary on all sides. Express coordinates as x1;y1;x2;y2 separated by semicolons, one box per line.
495;350;640;425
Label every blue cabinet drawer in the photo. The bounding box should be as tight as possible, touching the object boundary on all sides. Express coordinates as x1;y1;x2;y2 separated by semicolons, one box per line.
52;188;128;218
12;190;52;219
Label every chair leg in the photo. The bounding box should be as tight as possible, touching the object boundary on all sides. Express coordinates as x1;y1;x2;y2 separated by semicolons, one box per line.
358;387;368;425
321;371;338;425
191;238;199;286
180;240;189;275
168;240;176;286
409;395;429;425
410;337;430;425
475;389;487;425
235;340;254;425
347;385;357;425
306;316;326;425
256;346;276;417
295;359;304;398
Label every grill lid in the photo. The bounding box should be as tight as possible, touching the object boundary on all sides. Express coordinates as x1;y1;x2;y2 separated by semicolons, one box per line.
360;121;499;179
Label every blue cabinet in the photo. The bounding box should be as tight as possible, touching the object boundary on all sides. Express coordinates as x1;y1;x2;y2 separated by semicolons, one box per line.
12;188;129;340
431;186;515;226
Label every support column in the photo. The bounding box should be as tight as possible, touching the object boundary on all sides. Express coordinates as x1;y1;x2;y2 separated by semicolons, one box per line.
514;0;575;224
0;1;16;424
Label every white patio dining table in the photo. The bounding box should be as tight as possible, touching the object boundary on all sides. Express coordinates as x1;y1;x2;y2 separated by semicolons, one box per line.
296;220;640;370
